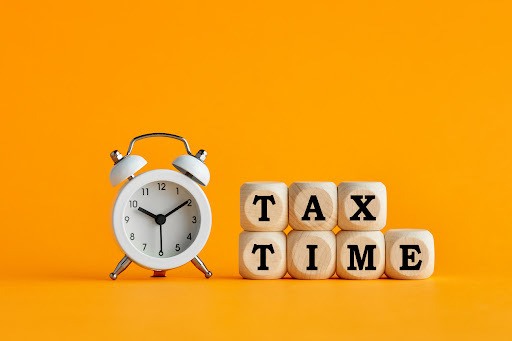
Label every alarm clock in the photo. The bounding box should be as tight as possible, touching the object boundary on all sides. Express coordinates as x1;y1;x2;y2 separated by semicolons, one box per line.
108;133;213;280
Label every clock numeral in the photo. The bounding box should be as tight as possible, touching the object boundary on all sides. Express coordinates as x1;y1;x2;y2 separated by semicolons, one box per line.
129;200;138;208
187;199;192;206
187;233;192;240
141;188;149;195
125;216;130;223
158;182;166;191
175;244;181;252
142;243;147;251
130;233;135;240
159;250;164;256
192;216;197;223
176;187;179;195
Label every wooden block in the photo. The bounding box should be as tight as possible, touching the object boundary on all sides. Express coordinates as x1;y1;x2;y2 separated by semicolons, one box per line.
336;231;385;279
338;182;387;231
385;229;435;279
240;182;288;231
239;231;287;279
289;182;337;231
287;231;336;279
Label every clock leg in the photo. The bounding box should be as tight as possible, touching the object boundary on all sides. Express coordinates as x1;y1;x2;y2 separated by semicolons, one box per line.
109;255;132;280
152;270;167;277
191;256;212;278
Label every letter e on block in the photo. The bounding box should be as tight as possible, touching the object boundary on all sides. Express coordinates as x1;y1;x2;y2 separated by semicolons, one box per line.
239;231;287;279
240;182;288;231
385;229;435;279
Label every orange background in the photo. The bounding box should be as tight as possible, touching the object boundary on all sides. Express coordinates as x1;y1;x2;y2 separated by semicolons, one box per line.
1;1;511;339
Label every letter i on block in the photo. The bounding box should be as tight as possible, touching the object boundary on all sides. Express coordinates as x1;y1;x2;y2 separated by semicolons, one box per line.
385;229;435;279
239;232;287;279
338;182;387;231
240;182;288;231
287;231;336;279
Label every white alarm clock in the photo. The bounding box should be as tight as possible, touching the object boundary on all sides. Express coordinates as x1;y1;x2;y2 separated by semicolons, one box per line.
108;133;212;280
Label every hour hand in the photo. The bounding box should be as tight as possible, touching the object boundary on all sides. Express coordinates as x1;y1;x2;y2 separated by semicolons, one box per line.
138;207;157;219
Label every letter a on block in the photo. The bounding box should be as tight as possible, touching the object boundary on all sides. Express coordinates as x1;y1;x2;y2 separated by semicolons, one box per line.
239;231;287;279
289;182;337;231
385;229;435;279
240;182;288;231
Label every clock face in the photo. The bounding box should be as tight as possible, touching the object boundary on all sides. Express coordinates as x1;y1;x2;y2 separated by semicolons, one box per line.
122;180;201;258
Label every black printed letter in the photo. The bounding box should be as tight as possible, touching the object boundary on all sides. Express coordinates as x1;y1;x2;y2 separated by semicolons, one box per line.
251;244;275;270
253;195;276;221
306;245;318;270
301;195;326;221
347;245;377;270
399;245;422;270
350;195;376;221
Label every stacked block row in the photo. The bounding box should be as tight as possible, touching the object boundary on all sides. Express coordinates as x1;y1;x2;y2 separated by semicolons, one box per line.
239;181;434;280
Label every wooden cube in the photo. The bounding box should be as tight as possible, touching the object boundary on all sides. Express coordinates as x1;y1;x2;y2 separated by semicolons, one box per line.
287;231;336;279
240;182;288;231
338;182;387;231
239;231;287;279
385;229;435;279
289;182;337;231
336;231;385;279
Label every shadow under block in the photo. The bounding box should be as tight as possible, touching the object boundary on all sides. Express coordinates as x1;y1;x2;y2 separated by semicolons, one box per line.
289;182;337;231
338;182;387;231
385;229;435;279
287;231;336;279
240;182;288;232
239;231;287;279
336;231;385;279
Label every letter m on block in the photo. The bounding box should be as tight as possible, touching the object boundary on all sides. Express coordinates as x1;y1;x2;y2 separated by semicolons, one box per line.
346;245;377;270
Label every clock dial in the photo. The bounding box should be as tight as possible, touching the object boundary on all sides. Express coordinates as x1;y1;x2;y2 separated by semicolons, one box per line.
122;181;201;258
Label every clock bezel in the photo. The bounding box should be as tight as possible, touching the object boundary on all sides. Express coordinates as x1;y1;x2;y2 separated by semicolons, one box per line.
112;169;212;270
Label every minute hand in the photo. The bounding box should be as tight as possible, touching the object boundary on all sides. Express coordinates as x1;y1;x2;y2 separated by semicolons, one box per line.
164;200;190;217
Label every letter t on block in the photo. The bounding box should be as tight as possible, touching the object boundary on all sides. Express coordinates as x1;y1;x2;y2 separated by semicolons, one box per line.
240;182;288;231
239;232;287;279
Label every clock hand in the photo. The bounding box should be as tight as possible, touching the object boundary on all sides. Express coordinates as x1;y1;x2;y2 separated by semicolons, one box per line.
164;200;190;217
158;224;163;256
138;207;157;219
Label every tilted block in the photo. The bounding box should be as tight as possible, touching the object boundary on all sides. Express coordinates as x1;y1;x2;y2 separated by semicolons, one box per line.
338;182;387;231
239;231;287;279
287;231;336;279
385;229;435;279
336;231;385;279
240;182;288;231
289;182;337;231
